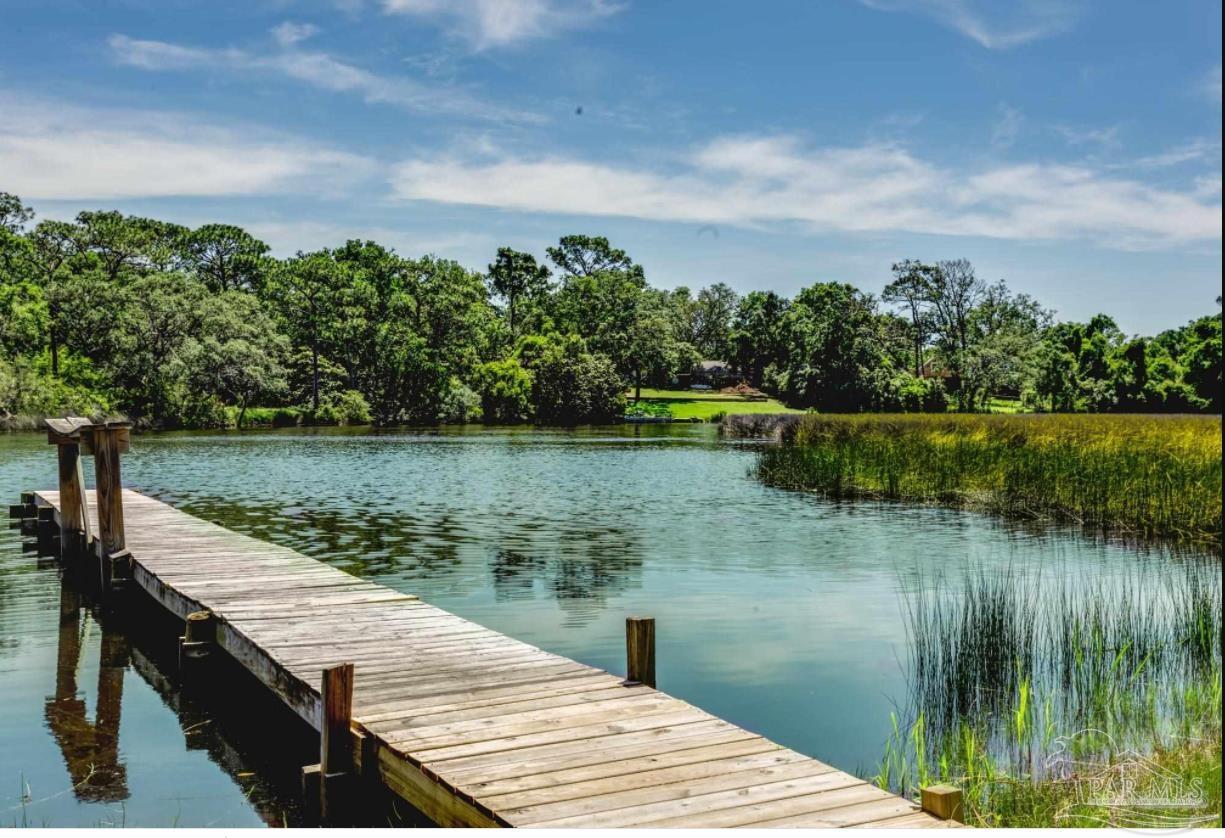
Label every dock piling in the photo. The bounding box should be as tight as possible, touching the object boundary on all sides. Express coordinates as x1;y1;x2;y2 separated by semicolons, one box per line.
626;616;656;688
180;610;217;668
309;662;356;822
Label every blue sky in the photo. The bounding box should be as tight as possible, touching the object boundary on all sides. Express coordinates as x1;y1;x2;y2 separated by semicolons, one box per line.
1;0;1220;333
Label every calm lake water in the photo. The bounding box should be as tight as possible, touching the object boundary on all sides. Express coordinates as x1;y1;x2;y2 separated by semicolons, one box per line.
0;425;1210;826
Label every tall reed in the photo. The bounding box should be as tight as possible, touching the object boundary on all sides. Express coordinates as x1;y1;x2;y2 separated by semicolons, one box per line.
758;413;1222;546
877;561;1223;825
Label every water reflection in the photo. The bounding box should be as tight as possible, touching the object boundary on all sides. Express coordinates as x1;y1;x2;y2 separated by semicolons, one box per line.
45;587;128;803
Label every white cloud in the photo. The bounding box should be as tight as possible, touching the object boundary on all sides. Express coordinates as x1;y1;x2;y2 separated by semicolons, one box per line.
0;92;373;200
108;33;537;123
389;135;1222;251
859;0;1084;48
991;104;1023;150
271;21;321;47
381;0;622;49
1055;123;1123;150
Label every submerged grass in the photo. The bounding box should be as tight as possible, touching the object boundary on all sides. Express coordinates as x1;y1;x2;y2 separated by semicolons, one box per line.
758;413;1222;547
876;561;1223;827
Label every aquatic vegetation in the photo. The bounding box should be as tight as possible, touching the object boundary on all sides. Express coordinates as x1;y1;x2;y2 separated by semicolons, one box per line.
877;561;1223;827
758;413;1223;546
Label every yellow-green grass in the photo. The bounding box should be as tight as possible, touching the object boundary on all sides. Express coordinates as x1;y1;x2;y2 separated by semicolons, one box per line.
629;388;804;421
759;413;1222;546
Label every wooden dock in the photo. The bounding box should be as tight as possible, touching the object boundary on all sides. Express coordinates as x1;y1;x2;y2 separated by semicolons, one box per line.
18;423;960;828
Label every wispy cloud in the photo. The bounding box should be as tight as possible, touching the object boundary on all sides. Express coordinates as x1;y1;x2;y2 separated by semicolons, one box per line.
389;134;1221;251
381;0;623;49
108;33;538;123
1123;139;1220;170
859;0;1084;48
0;92;373;200
271;21;321;47
991;104;1023;150
1055;123;1123;151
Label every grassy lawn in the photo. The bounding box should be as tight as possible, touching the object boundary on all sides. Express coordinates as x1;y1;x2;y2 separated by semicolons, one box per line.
985;397;1024;413
629;388;804;421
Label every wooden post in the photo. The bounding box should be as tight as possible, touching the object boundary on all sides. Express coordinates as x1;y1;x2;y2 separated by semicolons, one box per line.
180;610;217;667
322;663;355;775
921;784;964;823
305;661;357;823
56;442;86;558
37;506;57;555
626;616;656;688
91;427;127;559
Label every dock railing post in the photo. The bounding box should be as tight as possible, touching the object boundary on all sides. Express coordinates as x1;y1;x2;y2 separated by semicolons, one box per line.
55;440;86;559
625;616;656;688
921;784;964;823
46;417;92;562
86;421;132;593
304;662;356;823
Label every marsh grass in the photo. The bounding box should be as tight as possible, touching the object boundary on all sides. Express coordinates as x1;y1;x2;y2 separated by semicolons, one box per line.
877;561;1223;826
758;413;1222;546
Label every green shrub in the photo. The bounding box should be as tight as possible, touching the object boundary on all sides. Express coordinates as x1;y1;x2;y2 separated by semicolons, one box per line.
625;400;673;418
312;389;372;425
531;337;625;425
226;405;302;428
474;359;532;423
438;381;481;424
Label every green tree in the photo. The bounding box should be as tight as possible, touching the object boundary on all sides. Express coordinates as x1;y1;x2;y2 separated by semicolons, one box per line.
267;251;345;411
775;282;889;411
546;234;641;279
689;282;739;360
731;291;789;388
26;219;79;376
883;259;937;377
179;292;288;427
487;247;550;338
181;224;271;293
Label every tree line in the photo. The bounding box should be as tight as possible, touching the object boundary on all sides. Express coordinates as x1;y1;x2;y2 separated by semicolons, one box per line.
0;192;1219;427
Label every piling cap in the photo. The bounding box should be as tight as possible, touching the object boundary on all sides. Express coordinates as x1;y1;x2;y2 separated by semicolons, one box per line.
45;416;94;438
46;417;132;452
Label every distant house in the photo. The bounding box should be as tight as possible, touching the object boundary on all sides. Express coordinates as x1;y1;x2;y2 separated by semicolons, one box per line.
692;360;737;388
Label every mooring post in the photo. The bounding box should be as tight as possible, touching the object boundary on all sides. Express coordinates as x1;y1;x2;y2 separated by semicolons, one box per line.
303;662;356;823
180;610;217;669
626;616;656;688
921;784;964;823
